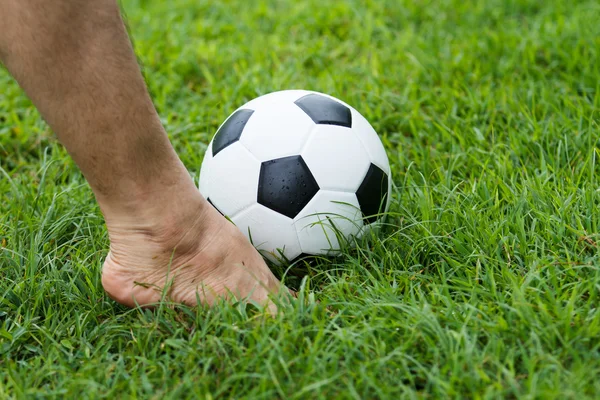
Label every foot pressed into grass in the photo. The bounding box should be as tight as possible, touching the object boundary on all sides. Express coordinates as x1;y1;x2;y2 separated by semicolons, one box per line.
100;193;286;312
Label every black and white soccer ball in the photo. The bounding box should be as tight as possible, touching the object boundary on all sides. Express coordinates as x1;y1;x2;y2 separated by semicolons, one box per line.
199;90;391;263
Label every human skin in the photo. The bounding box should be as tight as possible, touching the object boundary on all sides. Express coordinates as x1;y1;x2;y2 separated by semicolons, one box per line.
0;0;289;311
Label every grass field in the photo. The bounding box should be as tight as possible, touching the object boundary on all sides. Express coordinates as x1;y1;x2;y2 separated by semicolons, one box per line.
2;0;600;398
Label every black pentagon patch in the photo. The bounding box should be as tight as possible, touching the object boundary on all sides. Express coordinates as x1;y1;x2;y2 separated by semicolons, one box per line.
294;94;352;128
356;164;389;224
207;197;224;216
212;109;254;156
258;155;320;219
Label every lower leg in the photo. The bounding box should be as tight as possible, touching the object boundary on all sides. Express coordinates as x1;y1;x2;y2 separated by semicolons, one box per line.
0;0;285;309
0;0;188;216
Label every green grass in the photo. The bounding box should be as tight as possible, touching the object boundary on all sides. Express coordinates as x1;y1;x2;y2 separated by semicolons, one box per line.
2;0;600;397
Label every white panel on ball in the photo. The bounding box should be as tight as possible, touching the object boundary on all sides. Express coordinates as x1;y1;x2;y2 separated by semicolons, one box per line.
204;142;260;217
232;204;302;263
240;102;315;161
301;125;371;192
350;109;391;175
198;143;213;196
357;220;382;239
294;190;363;255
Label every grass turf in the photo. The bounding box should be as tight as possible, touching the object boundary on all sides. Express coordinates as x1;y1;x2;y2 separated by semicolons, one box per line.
1;0;600;397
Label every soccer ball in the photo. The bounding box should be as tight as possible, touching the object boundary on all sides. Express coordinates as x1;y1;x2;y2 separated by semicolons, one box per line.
199;90;391;263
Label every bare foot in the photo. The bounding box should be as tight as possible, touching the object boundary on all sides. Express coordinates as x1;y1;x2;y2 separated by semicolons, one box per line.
100;190;287;312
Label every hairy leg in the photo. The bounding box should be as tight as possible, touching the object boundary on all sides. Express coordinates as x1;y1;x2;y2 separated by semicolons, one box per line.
0;0;286;309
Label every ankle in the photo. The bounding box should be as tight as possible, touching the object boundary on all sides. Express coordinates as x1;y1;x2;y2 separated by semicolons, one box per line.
97;174;207;231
